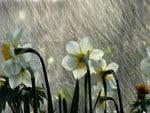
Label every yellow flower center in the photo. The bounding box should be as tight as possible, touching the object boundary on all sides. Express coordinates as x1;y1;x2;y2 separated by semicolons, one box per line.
1;43;12;60
77;53;86;68
97;68;111;84
96;92;105;106
78;53;85;62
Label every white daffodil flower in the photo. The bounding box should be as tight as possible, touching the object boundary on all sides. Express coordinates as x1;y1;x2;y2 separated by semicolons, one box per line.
1;28;24;76
1;28;41;89
8;53;41;89
92;85;113;113
5;28;23;57
62;37;104;79
92;59;119;90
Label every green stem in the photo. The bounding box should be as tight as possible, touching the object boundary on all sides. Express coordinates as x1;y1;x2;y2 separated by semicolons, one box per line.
104;70;124;113
84;73;87;113
59;95;62;113
106;97;119;113
85;62;92;113
92;90;101;113
63;98;67;113
23;91;30;113
102;73;107;113
27;67;37;113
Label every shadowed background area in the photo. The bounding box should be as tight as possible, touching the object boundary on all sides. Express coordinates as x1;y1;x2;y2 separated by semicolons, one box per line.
0;0;150;112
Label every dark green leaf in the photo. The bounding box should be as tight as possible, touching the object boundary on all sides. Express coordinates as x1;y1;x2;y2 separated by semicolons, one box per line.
70;79;79;113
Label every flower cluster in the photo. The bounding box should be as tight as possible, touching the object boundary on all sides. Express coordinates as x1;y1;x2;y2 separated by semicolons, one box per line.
1;28;41;89
61;37;119;112
0;28;47;113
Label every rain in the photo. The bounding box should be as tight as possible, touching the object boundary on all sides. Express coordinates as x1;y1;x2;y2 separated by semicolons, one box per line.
0;0;150;112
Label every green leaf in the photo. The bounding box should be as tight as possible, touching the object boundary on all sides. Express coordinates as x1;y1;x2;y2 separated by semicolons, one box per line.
63;98;67;113
70;79;79;113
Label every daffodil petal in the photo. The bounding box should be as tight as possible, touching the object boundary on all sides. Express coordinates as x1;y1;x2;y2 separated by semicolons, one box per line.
109;77;117;89
5;32;13;44
29;60;41;70
100;59;107;68
34;71;41;86
90;49;104;60
9;75;22;89
80;37;93;53
19;55;29;68
107;62;119;72
3;58;21;77
21;70;32;87
9;45;15;57
22;53;32;62
62;55;79;71
10;59;22;75
141;57;150;74
13;28;23;42
66;41;80;55
91;59;107;72
108;77;117;90
3;63;13;77
73;67;86;79
90;60;101;72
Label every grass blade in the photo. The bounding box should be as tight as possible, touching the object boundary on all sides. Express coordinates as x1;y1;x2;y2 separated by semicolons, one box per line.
63;98;67;113
23;92;30;113
59;95;62;113
84;73;87;113
92;90;101;113
70;79;79;113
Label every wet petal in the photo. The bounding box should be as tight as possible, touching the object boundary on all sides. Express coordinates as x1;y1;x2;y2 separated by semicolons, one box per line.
107;62;119;72
90;49;104;60
141;57;150;74
5;32;13;44
3;58;21;77
73;67;86;79
13;28;23;43
90;60;101;72
108;77;117;90
92;59;107;72
21;70;32;87
80;37;93;53
20;43;33;61
66;41;80;55
9;75;22;89
9;45;15;57
29;60;41;70
3;62;12;77
62;55;79;71
10;61;22;75
19;55;29;68
22;53;32;62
